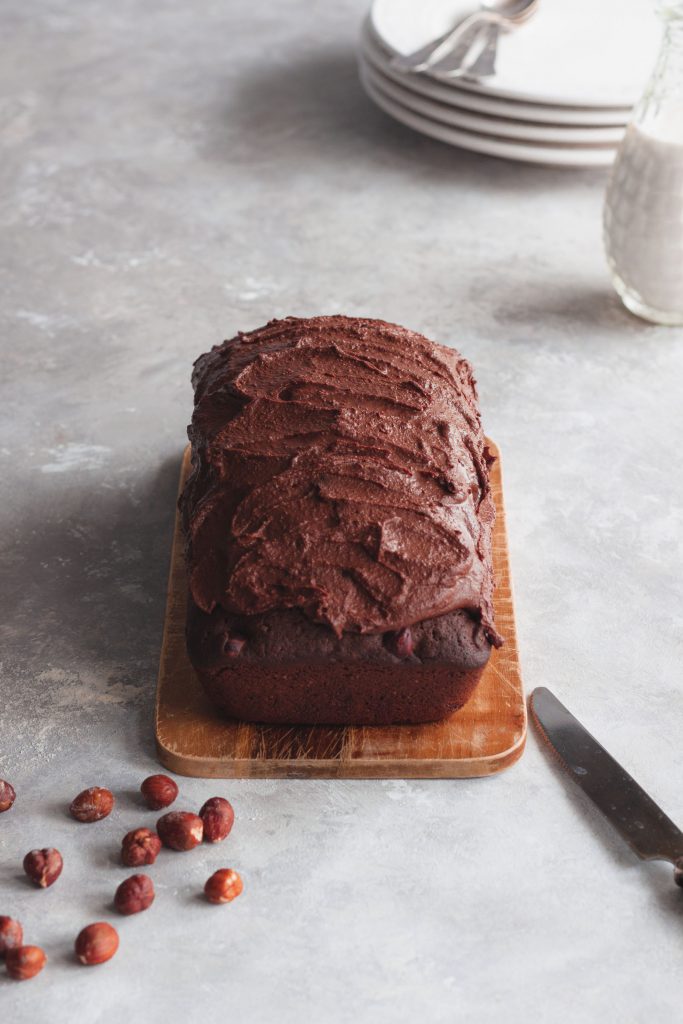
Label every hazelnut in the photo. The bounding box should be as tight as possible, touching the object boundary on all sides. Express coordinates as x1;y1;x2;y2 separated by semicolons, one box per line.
675;857;683;889
199;797;235;844
70;787;114;823
384;626;414;659
0;917;23;958
204;868;243;904
6;945;47;980
0;779;16;813
140;774;178;810
75;922;119;966
156;811;203;851
114;874;155;915
121;827;162;867
23;848;63;888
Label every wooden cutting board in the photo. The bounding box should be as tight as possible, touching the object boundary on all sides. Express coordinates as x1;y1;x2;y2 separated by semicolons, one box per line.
155;442;526;778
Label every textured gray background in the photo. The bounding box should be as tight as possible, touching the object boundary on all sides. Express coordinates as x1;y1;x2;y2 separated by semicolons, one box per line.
1;1;682;1021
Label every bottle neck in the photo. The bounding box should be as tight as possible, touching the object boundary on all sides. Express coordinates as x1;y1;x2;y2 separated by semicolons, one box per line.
659;3;683;46
664;18;683;46
661;15;683;86
635;10;683;131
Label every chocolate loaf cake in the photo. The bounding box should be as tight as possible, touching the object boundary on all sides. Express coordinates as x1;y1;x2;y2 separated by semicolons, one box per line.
180;315;502;726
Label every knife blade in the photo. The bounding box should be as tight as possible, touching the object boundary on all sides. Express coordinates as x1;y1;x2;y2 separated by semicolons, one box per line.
530;687;683;885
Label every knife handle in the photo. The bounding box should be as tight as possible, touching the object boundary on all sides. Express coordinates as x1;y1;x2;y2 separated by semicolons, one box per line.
675;858;683;889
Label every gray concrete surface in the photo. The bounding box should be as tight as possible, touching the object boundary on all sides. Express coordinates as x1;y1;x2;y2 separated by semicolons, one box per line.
1;1;682;1021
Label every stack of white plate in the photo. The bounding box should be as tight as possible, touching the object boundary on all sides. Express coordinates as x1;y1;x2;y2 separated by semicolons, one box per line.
360;0;662;167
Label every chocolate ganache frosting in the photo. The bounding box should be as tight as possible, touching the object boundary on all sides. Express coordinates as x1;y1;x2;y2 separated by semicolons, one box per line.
180;316;501;645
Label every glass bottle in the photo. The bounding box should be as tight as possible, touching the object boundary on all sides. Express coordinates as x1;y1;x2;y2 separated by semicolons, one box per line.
603;1;683;325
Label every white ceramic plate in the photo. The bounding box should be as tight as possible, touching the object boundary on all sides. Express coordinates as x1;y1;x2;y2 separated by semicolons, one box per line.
370;0;661;108
361;22;632;127
360;66;617;167
360;57;625;146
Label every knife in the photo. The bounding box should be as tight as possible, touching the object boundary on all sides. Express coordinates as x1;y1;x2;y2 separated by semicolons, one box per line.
530;686;683;888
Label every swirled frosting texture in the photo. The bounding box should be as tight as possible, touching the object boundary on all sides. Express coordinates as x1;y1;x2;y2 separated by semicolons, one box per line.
180;316;500;644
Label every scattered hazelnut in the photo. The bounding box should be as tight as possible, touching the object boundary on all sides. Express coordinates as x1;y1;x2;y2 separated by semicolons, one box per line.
114;874;155;915
199;797;235;844
384;626;414;659
140;774;178;810
204;868;243;904
675;858;683;889
224;634;246;657
0;779;16;813
0;917;23;958
23;848;63;888
70;787;114;823
156;811;203;851
5;945;47;980
75;922;119;966
121;827;162;867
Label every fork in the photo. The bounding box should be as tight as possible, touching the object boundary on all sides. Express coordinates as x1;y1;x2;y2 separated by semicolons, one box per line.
390;0;539;78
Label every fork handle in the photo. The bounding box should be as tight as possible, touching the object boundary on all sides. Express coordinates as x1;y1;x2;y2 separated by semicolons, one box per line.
463;22;500;78
426;14;502;76
416;11;501;71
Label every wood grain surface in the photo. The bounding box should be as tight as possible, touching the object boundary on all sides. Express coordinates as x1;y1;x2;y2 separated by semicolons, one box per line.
155;442;526;778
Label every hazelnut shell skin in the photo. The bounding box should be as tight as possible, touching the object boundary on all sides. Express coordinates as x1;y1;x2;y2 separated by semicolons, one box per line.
6;945;47;980
204;868;243;904
75;922;119;965
140;774;178;811
674;858;683;888
121;827;162;867
156;811;203;851
0;779;16;813
0;917;24;958
69;787;115;823
199;797;235;843
114;874;155;915
23;847;64;888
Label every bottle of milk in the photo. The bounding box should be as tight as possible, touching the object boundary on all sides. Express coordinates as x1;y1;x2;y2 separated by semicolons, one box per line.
603;1;683;325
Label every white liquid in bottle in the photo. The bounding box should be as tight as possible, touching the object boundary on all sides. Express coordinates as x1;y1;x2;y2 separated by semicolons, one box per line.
603;5;683;325
604;106;683;325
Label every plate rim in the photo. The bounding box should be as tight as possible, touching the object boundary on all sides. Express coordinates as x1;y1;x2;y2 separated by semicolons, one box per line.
360;67;617;167
361;21;632;127
368;0;656;108
360;56;625;146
